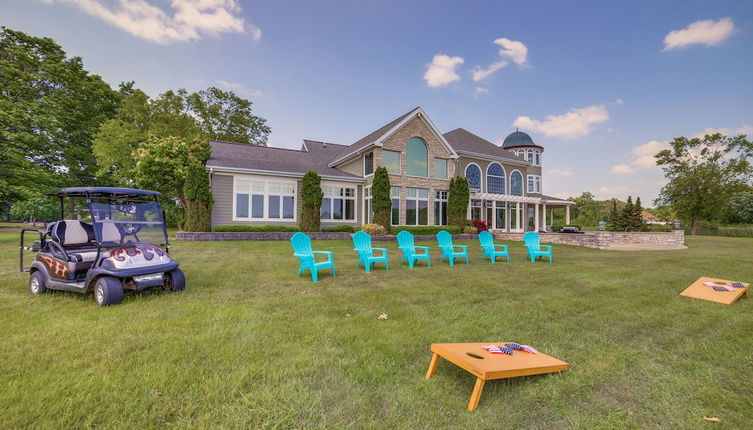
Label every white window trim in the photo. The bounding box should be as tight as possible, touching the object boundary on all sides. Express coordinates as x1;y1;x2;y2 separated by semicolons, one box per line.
383;149;401;175
320;181;357;223
510;169;525;197
433;157;449;180
433;190;448;226
232;173;298;222
390;186;401;226
485;162;506;195
405;187;430;226
405;137;430;178
464;162;483;191
363;185;372;225
363;152;375;177
526;174;542;194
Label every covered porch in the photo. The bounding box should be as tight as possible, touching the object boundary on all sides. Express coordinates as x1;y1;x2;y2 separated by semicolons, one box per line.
469;193;575;233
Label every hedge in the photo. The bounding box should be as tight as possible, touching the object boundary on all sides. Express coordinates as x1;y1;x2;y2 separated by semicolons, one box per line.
321;225;356;233
392;226;461;235
212;225;300;232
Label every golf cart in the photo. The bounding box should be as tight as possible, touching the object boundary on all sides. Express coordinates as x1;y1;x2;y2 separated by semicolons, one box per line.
19;187;185;306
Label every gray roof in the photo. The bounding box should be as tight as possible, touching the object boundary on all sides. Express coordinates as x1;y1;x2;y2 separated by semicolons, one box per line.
501;130;543;149
332;107;418;164
528;193;575;204
207;140;360;179
443;128;529;163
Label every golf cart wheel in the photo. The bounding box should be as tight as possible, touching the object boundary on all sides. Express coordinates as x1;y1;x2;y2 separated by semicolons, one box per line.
29;271;48;295
163;268;186;293
94;276;124;307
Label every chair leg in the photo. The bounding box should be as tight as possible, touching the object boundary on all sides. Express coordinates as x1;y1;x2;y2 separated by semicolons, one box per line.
409;259;414;269
331;266;336;276
465;255;469;264
449;257;454;267
365;262;371;273
311;270;318;283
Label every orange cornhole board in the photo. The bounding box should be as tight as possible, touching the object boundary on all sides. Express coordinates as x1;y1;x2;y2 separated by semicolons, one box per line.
425;342;569;411
680;277;749;305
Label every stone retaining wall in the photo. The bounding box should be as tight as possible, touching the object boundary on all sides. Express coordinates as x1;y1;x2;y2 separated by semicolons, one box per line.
175;232;477;242
492;230;685;250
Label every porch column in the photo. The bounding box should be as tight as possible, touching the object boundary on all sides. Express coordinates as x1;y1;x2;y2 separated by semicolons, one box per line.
542;203;547;228
566;205;571;225
534;203;540;232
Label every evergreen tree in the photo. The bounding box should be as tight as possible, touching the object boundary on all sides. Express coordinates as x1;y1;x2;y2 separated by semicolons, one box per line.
618;196;634;231
607;199;620;231
447;177;470;227
632;196;647;231
371;166;392;230
299;171;323;232
183;162;213;232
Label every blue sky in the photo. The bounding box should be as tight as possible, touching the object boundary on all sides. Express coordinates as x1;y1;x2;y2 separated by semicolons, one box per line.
3;0;752;203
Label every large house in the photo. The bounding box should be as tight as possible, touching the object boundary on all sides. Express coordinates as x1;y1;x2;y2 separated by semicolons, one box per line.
206;107;573;232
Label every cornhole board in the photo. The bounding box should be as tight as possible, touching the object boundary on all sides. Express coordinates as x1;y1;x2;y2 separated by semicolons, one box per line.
424;342;569;411
680;277;749;305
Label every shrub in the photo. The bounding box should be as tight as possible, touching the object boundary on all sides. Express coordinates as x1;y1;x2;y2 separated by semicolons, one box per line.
322;225;356;233
300;171;323;232
371;166;391;229
183;162;214;232
552;224;563;232
212;225;300;232
471;219;488;233
462;226;477;234
394;226;461;236
361;223;388;236
447;177;469;228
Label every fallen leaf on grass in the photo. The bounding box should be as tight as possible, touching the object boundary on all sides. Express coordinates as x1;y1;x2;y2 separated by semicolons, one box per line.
377;313;388;320
345;313;351;318
150;389;162;396
703;416;720;422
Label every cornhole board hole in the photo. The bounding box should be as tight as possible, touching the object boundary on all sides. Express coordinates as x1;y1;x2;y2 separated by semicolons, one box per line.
680;277;749;305
424;342;569;411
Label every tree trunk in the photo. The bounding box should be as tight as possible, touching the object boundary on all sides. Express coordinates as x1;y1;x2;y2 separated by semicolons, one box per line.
690;216;697;235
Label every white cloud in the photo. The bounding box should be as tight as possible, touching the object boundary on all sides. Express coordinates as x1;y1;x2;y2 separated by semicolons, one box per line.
423;54;464;87
615;98;624;105
44;0;258;45
215;80;263;98
549;167;573;177
494;37;528;66
694;125;753;138
473;86;489;97
595;185;633;200
513;104;609;140
472;61;508;81
610;164;635;174
632;140;669;167
662;17;735;51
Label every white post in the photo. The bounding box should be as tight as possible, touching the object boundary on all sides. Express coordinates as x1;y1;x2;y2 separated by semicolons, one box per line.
566;205;571;225
542;203;547;229
534;203;540;232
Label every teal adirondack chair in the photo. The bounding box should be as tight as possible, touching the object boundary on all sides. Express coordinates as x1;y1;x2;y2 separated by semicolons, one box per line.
478;230;509;263
523;231;553;264
436;230;469;266
352;231;389;272
396;230;431;268
290;232;336;282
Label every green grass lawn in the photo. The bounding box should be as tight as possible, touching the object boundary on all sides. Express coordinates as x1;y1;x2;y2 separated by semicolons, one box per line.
1;232;752;429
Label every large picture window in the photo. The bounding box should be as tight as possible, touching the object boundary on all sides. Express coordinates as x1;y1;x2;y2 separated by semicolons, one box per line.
433;158;448;179
406;137;428;177
321;185;356;221
510;171;524;196
383;150;400;174
235;178;295;221
405;187;428;225
391;186;400;225
364;152;374;176
465;164;481;190
486;163;505;194
434;190;448;226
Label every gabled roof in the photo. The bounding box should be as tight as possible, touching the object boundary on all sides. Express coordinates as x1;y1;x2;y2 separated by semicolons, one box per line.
443;128;530;165
207;140;361;180
329;107;458;167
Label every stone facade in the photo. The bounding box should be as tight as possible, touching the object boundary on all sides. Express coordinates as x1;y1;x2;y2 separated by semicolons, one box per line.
492;230;686;250
176;231;477;242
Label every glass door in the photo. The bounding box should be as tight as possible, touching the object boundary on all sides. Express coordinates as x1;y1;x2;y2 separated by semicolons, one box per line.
495;202;506;231
510;203;524;232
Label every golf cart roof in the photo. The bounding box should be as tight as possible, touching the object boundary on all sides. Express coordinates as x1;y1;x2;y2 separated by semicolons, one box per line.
46;187;161;198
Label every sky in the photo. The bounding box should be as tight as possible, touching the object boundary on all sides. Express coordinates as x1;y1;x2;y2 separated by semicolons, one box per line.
2;0;752;204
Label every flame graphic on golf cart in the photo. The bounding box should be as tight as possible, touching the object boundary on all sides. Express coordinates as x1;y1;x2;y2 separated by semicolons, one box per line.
105;245;171;269
39;255;70;278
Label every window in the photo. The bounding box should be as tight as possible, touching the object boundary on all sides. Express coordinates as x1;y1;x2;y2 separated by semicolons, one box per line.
364;186;372;224
405;187;428;225
433;158;448;179
364;152;374;176
391;186;400;225
383;150;400;174
486;163;505;194
406;137;428;177
434;190;448;226
465;164;481;190
470;199;482;220
235;178;295;221
527;175;541;193
321;185;356;221
510;171;523;196
528;176;535;193
535;151;540;166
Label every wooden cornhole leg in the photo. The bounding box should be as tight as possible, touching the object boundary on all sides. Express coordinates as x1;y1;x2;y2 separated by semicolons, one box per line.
468;377;486;411
425;353;440;379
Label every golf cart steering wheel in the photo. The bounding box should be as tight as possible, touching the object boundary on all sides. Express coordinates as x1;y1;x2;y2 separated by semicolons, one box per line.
121;223;142;241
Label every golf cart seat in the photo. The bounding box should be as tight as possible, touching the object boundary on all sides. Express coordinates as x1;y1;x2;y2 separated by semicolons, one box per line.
47;220;99;263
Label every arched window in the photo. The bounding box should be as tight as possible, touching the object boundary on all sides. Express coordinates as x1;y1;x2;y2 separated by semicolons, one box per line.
465;164;481;190
510;171;523;196
486;163;505;194
406;137;428;177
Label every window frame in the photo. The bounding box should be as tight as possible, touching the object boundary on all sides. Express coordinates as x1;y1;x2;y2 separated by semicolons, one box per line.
382;150;401;175
464;163;482;191
434;190;448;226
390;186;401;225
510;170;525;196
405;187;429;226
363;152;374;177
320;184;357;222
405;137;429;178
486;162;506;195
433;157;448;179
232;174;297;222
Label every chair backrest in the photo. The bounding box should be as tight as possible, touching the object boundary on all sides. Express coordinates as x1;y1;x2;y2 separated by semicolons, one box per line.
436;230;453;249
352;231;373;253
290;232;313;256
396;230;415;251
49;220;94;246
478;230;494;247
523;232;541;250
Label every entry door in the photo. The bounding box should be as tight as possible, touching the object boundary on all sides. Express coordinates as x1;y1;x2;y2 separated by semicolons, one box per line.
485;205;494;229
495;203;506;231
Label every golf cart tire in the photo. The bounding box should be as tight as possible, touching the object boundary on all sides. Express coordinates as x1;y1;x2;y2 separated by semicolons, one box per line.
164;268;186;293
94;276;124;306
29;271;48;295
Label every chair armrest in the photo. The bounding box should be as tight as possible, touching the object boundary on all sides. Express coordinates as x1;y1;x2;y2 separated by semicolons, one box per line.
313;250;333;256
540;245;552;251
494;244;509;251
373;247;389;256
453;245;468;251
415;246;430;252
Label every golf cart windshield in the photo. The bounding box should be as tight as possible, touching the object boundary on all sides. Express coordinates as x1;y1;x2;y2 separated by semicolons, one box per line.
90;200;168;247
